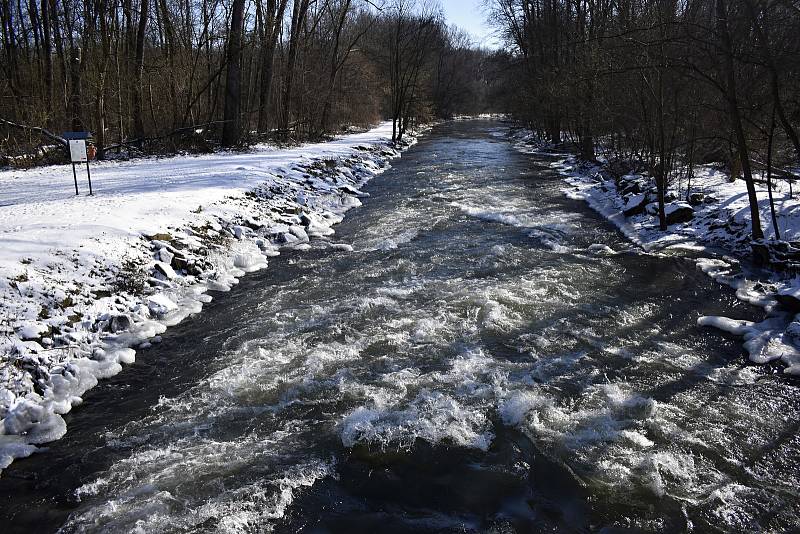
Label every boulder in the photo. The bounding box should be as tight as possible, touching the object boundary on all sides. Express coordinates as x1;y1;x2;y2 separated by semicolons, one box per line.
623;193;648;217
688;193;705;206
147;294;178;316
170;253;189;271
158;248;175;264
288;225;309;242
110;314;132;333
15;321;48;341
231;225;248;240
786;319;800;341
145;232;173;242
664;202;694;225
777;288;800;312
153;261;177;280
619;180;641;196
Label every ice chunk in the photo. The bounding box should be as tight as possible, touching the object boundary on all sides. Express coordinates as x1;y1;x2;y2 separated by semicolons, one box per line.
147;294;178;316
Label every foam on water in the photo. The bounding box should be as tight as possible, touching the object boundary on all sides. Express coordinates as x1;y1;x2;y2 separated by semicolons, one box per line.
64;420;333;532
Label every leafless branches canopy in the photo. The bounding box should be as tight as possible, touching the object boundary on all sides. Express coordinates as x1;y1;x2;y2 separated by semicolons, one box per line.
0;0;494;158
489;0;800;238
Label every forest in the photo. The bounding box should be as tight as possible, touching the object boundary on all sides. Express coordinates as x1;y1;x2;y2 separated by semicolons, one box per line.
0;0;494;161
3;0;800;246
489;0;800;245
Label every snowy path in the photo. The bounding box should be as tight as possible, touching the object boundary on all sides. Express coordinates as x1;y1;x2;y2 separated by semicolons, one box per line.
0;125;395;271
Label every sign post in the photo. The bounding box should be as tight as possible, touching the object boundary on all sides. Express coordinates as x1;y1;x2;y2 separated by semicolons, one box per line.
85;148;94;195
71;156;79;195
64;132;94;195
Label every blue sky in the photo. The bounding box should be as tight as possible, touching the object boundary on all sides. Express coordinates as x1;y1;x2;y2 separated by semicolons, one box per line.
438;0;499;48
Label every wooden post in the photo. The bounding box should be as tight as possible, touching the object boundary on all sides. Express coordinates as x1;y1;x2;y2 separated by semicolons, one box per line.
72;163;79;195
86;161;93;195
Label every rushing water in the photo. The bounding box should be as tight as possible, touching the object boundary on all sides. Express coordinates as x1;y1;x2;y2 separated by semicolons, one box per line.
2;120;799;533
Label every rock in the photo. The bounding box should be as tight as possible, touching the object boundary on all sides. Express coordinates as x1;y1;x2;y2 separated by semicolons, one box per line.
147;294;178;316
623;193;648;217
110;314;132;333
786;320;800;341
288;225;309;242
664;202;694;225
276;232;299;245
664;191;678;203
770;241;791;253
158;248;175;264
619;182;641;196
645;202;659;216
15;321;48;341
231;225;247;240
146;232;173;242
341;185;370;198
170;254;204;276
243;218;264;230
153;262;177;280
171;254;188;271
186;262;203;276
688;193;705;206
777;288;800;312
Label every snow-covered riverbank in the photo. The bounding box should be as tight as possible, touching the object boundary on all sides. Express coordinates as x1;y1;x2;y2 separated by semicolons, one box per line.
0;122;417;472
512;130;800;376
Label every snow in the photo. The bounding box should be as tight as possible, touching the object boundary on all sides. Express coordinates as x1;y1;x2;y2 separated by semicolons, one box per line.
697;316;754;336
0;121;417;474
511;129;800;376
146;294;178;316
664;202;692;216
625;193;646;208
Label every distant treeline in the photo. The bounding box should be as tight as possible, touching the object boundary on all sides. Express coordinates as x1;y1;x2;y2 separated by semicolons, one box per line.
0;0;497;162
489;0;800;239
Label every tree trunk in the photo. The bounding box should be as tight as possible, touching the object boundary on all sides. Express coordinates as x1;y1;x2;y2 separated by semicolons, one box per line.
257;0;288;132
68;47;83;131
320;0;351;133
716;0;763;241
744;0;800;163
40;0;52;118
767;105;780;240
221;0;246;147
281;0;310;133
132;0;149;142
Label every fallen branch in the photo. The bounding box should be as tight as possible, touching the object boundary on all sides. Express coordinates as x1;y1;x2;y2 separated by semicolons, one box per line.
120;121;228;147
0;117;67;147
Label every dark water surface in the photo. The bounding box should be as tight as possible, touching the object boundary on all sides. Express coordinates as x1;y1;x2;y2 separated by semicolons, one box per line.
1;120;798;533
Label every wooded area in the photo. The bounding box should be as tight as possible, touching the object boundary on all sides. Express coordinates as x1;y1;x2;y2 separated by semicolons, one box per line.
490;0;800;240
0;0;493;162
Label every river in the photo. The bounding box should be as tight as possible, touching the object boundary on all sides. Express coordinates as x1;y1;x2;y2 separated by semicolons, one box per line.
1;120;798;533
